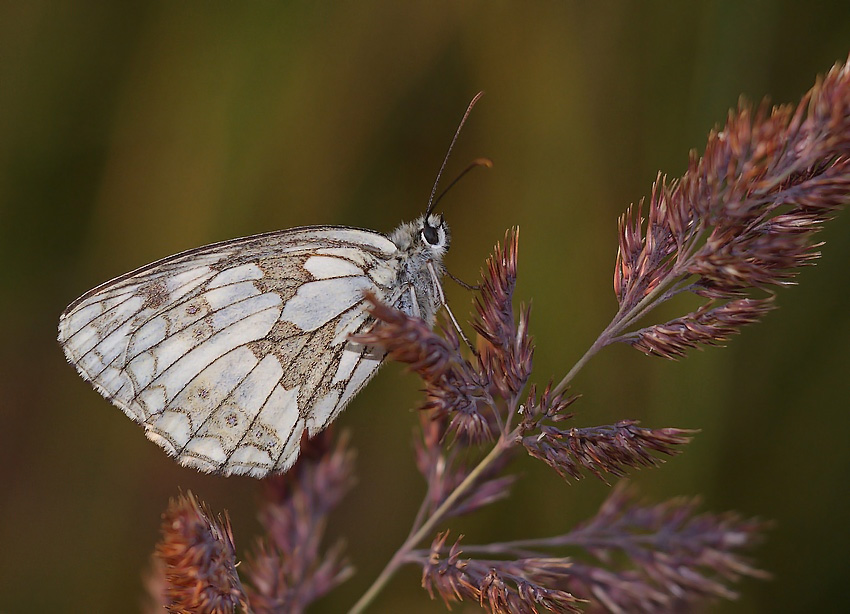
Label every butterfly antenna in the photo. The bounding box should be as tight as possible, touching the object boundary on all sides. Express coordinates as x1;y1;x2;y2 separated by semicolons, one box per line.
425;91;484;217
431;157;493;211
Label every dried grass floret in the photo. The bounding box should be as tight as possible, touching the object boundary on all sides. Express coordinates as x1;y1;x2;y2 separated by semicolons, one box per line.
155;492;246;614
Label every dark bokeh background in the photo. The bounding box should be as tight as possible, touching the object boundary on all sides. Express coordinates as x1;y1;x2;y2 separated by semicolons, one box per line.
2;2;849;612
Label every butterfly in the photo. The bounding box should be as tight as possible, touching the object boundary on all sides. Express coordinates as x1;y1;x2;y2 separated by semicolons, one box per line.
58;94;483;478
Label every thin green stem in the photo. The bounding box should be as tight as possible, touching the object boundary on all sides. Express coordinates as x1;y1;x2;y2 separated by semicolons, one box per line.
409;481;433;537
347;437;512;614
502;387;523;434
551;334;607;397
617;279;695;332
552;247;703;397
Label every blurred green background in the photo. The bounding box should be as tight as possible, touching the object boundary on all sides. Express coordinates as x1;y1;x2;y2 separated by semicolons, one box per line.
2;2;849;612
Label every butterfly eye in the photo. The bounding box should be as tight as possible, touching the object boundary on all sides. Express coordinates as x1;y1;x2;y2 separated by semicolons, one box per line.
422;224;440;246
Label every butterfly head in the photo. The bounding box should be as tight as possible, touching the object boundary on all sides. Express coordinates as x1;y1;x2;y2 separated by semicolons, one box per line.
389;213;451;261
420;213;450;256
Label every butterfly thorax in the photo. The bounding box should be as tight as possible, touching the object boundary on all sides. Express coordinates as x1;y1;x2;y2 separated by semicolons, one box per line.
387;213;450;326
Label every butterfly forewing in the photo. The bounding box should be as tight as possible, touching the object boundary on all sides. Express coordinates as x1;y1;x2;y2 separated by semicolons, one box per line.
59;227;403;477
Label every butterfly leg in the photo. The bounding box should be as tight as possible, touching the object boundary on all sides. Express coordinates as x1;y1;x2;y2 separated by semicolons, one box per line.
408;286;422;319
427;261;476;354
446;268;481;291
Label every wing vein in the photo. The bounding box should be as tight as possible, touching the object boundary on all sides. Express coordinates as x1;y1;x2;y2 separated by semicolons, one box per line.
129;303;281;407
173;354;266;459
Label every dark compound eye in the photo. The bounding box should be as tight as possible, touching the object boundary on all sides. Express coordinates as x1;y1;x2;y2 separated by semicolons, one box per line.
422;223;439;245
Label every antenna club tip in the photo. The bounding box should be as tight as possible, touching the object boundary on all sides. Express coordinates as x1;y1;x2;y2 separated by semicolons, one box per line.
466;92;485;113
473;157;494;169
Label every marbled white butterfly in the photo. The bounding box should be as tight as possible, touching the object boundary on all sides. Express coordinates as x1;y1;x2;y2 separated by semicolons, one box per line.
58;95;481;478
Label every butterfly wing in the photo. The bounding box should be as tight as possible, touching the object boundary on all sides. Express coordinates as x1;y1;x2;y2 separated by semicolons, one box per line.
59;227;402;477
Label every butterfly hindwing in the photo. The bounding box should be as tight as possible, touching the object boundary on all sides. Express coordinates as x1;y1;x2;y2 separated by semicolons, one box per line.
59;227;401;477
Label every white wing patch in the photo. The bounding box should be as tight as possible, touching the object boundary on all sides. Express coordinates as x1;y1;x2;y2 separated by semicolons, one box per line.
208;263;264;288
281;276;375;332
59;226;410;477
304;255;363;279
